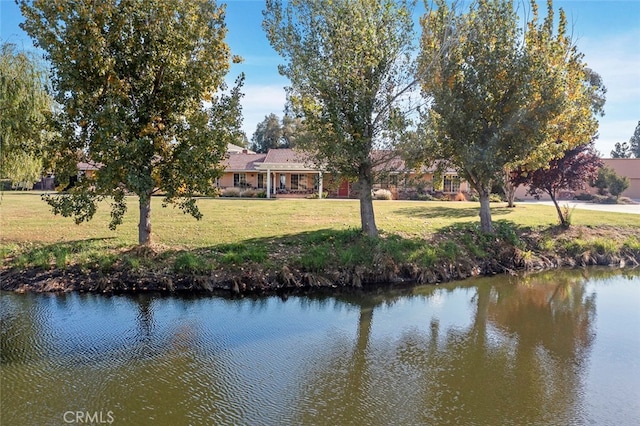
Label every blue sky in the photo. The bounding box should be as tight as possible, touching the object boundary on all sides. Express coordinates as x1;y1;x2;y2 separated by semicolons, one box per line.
2;0;639;157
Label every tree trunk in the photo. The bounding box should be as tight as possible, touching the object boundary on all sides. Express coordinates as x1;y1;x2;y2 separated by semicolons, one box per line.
503;168;517;208
478;188;494;234
549;193;568;228
358;166;378;237
138;195;152;245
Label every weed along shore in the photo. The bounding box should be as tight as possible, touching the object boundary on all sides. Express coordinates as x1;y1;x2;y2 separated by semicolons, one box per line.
1;195;639;296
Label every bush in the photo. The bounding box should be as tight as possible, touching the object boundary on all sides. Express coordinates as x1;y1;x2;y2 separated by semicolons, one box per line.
489;193;504;202
592;166;630;199
454;192;467;201
574;192;594;201
221;187;241;197
240;189;257;198
373;189;393;200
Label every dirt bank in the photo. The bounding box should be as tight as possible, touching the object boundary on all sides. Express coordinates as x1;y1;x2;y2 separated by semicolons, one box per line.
2;225;638;296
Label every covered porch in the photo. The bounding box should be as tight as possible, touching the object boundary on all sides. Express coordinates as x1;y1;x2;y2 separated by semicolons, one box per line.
256;149;324;199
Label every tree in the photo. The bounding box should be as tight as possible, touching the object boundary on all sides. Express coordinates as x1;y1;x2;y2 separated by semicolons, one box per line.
592;166;629;200
264;0;423;237
512;143;602;227
629;121;640;158
610;142;632;158
281;114;304;148
0;43;52;187
19;0;243;245
250;113;284;153
418;0;596;233
505;67;605;206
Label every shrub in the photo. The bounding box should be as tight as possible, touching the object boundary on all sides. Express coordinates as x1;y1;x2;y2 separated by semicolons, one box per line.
221;187;241;197
240;189;257;198
489;193;504;202
454;192;467;201
592;166;630;199
574;192;594;201
373;189;393;200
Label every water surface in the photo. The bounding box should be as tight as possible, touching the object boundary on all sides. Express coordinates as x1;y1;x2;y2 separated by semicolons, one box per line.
2;268;639;425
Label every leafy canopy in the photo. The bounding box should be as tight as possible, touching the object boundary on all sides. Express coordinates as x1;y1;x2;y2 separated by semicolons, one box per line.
264;0;419;236
628;121;640;158
592;166;630;199
19;0;243;244
512;143;602;227
418;0;596;233
0;43;53;187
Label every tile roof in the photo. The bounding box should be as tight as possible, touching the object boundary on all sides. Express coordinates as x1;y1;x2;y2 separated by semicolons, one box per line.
223;153;267;171
262;148;310;165
227;143;255;154
77;161;102;171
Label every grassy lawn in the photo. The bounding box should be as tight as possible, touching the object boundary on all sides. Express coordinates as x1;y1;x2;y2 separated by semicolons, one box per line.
2;192;638;247
1;192;639;284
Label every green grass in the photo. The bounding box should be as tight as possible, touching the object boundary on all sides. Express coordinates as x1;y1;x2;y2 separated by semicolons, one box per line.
2;192;639;274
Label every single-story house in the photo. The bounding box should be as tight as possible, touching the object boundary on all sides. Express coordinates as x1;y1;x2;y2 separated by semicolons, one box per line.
218;148;471;200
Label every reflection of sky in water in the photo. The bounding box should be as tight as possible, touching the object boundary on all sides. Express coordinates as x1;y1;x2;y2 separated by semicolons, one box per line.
370;287;476;342
584;278;640;420
2;271;639;425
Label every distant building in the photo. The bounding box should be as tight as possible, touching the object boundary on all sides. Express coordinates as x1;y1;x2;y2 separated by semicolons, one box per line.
514;158;640;200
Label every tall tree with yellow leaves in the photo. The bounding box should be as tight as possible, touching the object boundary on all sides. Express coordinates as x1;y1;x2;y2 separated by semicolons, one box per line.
418;0;597;233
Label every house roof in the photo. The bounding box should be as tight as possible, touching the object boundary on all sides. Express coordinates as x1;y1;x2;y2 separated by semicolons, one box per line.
77;161;101;171
262;148;308;164
220;148;460;175
257;149;317;171
223;153;267;171
227;143;255;154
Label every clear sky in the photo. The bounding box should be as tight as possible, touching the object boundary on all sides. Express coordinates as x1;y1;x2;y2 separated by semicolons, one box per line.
2;0;639;157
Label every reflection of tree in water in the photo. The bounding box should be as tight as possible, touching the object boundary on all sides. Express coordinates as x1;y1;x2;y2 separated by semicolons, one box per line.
98;295;249;425
293;271;596;425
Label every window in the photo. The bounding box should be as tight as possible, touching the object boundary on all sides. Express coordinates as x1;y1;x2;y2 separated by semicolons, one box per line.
443;175;461;193
233;173;247;187
257;174;265;189
291;174;307;190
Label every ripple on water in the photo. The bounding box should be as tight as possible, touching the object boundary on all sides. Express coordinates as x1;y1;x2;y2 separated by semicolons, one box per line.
2;272;639;425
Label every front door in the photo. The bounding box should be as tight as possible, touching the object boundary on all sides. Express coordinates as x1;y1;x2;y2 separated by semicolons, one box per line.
338;180;349;197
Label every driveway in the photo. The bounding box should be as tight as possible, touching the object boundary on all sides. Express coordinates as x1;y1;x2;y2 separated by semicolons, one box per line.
521;200;640;215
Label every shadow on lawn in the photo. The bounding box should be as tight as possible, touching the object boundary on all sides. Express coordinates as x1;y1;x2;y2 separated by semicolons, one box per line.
4;221;524;277
395;205;513;220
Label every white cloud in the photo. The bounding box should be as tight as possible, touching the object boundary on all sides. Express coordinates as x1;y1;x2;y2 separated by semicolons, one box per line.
239;84;288;137
578;29;640;155
595;119;638;157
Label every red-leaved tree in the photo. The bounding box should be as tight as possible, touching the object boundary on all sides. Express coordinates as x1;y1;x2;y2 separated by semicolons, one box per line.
511;143;602;227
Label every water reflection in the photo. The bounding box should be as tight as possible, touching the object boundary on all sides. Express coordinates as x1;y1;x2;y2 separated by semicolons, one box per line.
1;269;638;425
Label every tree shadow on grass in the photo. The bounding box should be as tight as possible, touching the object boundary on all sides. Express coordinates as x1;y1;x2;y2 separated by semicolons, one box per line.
395;205;513;220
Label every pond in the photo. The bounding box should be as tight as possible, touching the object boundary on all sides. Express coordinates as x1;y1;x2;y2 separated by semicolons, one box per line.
1;268;639;425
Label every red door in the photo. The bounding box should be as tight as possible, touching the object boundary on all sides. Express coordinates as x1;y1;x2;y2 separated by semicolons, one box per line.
338;180;349;197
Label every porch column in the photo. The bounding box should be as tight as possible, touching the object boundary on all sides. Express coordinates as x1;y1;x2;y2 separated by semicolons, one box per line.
266;168;271;199
318;172;323;199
